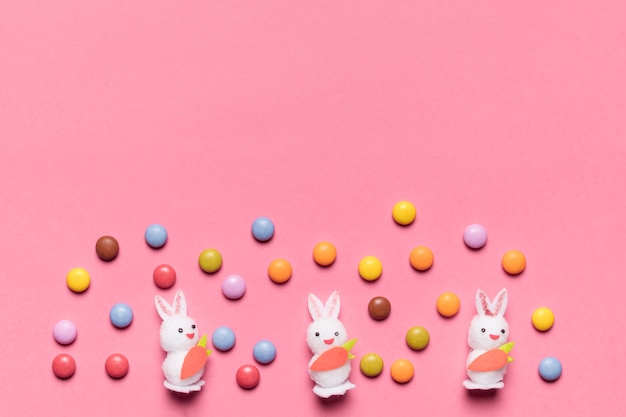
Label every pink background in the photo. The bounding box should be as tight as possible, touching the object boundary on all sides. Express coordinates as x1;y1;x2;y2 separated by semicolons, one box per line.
1;1;625;416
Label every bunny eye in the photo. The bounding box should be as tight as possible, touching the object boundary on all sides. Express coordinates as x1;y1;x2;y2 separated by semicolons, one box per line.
480;328;486;333
501;329;506;334
178;328;183;333
334;332;339;336
191;324;196;329
315;332;320;337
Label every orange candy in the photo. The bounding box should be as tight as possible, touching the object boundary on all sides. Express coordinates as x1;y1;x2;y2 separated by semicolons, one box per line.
436;292;460;317
390;359;414;383
313;241;337;266
502;250;526;275
409;246;434;271
268;258;292;284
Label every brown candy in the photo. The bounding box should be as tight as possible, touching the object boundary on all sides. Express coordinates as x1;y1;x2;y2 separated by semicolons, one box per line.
368;296;391;320
96;235;119;261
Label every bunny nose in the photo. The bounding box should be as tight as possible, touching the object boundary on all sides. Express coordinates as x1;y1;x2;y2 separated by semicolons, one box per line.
324;338;334;345
489;334;500;340
186;333;195;339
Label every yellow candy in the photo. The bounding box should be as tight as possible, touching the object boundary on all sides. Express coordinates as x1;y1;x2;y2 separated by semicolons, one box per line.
532;307;555;331
198;248;222;273
358;256;382;281
66;267;90;293
360;353;384;377
406;326;430;351
392;201;416;226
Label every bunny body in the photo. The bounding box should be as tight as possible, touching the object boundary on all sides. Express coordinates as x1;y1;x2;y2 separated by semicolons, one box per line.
307;292;356;398
463;289;514;390
155;290;210;394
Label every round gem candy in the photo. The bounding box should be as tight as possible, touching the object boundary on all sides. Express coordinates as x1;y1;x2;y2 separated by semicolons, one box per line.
52;353;76;379
313;241;337;266
66;267;90;293
539;357;562;382
236;364;260;389
253;340;277;365
198;248;222;273
360;353;384;377
406;326;430;351
145;224;168;248
268;258;292;284
95;235;119;261
390;359;414;383
153;264;176;289
532;307;555;331
409;246;434;271
105;353;129;379
251;217;274;242
359;256;382;281
392;201;416;225
53;320;77;345
109;303;133;328
463;224;487;249
368;296;391;320
437;292;460;317
222;275;246;300
502;249;526;275
212;326;236;351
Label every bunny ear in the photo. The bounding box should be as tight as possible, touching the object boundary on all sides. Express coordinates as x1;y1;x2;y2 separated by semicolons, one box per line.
308;293;325;320
155;295;173;321
491;288;508;317
475;289;493;317
324;291;341;319
172;290;187;316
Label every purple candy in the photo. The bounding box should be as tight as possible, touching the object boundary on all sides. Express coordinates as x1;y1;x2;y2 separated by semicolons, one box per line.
53;319;77;345
463;224;488;249
222;275;246;300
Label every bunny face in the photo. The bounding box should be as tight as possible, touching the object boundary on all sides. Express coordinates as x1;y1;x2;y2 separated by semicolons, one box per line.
307;317;348;354
160;316;200;352
468;288;509;351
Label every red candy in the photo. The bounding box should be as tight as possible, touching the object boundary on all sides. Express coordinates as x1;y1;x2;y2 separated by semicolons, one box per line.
153;264;176;289
236;364;260;389
105;353;129;379
52;353;76;379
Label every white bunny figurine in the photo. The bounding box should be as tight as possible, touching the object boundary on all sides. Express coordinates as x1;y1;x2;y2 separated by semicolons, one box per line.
307;291;357;398
463;288;515;390
155;290;211;393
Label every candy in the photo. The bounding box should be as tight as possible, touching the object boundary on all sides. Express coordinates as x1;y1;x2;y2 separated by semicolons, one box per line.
109;303;133;328
95;235;119;261
360;353;384;377
539;357;562;381
222;275;246;300
253;340;277;364
53;320;77;345
405;326;430;351
236;364;260;389
212;326;236;351
532;307;555;331
105;353;129;379
153;264;176;289
368;296;391;320
358;256;382;281
198;248;222;273
409;246;434;271
437;292;460;317
390;359;414;383
145;224;168;248
251;217;274;242
463;224;487;249
52;353;76;379
268;258;292;284
313;241;337;266
392;201;416;225
66;267;90;293
502;250;526;275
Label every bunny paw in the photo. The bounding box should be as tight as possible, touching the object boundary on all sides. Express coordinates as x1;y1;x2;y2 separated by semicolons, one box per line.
313;381;355;398
463;380;504;390
164;380;205;394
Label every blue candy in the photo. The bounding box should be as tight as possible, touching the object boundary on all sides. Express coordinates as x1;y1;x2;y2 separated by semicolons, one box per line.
539;356;562;381
212;326;236;351
253;339;277;364
109;303;133;328
145;224;168;248
251;217;274;242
